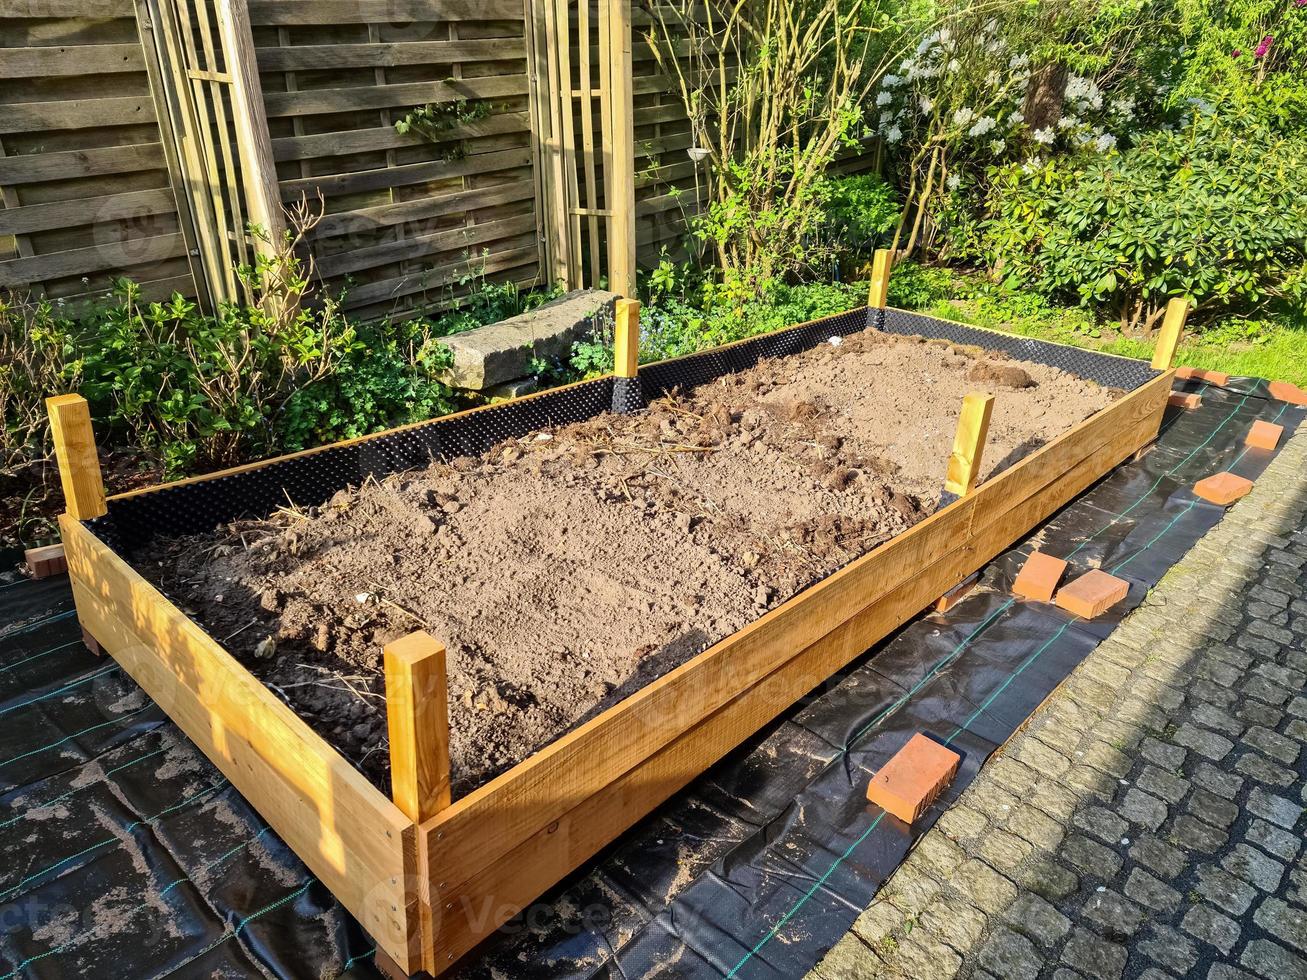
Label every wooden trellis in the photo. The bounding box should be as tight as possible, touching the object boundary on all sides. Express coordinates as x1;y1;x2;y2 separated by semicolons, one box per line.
528;0;635;296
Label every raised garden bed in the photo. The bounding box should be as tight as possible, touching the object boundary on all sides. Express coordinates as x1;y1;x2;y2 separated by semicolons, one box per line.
53;301;1172;976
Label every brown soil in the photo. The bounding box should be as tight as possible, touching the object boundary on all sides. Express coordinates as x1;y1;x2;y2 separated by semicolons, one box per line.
2;451;161;550
138;328;1114;798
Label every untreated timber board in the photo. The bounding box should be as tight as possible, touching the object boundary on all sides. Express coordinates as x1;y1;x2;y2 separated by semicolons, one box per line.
59;518;423;973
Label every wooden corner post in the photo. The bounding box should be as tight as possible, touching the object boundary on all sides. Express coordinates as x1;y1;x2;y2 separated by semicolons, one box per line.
614;297;640;378
867;248;893;309
1151;298;1189;370
46;395;107;522
605;0;636;298
384;631;451;823
942;391;995;505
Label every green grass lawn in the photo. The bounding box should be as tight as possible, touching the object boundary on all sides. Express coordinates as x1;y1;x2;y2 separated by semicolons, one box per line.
881;264;1307;386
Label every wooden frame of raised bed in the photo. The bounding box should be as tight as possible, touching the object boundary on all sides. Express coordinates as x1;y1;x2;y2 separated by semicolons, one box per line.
49;265;1183;977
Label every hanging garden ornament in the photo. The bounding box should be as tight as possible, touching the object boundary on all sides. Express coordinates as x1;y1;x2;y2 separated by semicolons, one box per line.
687;146;711;164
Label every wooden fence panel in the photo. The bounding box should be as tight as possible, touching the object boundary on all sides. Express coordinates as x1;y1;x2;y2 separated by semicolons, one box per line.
250;0;542;322
0;0;198;303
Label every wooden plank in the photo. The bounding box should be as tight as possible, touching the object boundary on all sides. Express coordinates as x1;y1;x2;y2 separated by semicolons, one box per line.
314;212;536;278
61;518;422;973
867;248;892;308
613;296;639;377
0;142;165;184
605;0;636;297
944;392;995;499
0;233;185;285
0;0;132;15
247;0;523;25
308;179;534;241
0;96;156;134
270;107;529;161
385;632;451;824
1151;297;1188;370
261;76;528;118
46;394;107;521
0;187;174;236
0;43;145;78
419;370;1173;898
216;0;286;247
279;144;531;199
338;242;538;307
255;38;522;72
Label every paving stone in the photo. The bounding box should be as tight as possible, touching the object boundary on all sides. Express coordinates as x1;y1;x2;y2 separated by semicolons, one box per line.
1080;741;1132;779
1240;938;1307;979
1287;718;1307;742
852;897;906;944
1246;725;1302;765
1196;865;1258;916
1017;859;1080;902
1140;736;1187;770
1139;923;1200;975
1130;835;1189;879
811;932;882;980
1003;893;1071;948
1081;888;1145;940
882;866;941;910
1207;964;1259;980
915;829;966;878
1016;739;1072;778
1186;787;1240;829
1252;896;1307;954
1064;765;1116;802
1031;782;1081;822
1192;762;1244;798
1222;843;1286;892
977;829;1032;873
1119;788;1169;830
1137;765;1189;805
892;933;963;978
1173;723;1235;761
1235;751;1298;788
1073;805;1129;843
1062;834;1123;880
1246;620;1295;646
1192;702;1245;737
986;757;1040;796
1191;679;1239;709
1237;700;1285;729
1170;814;1229;854
953;859;1017;910
976;927;1041;980
1061;926;1127;980
919;899;987;955
1288;696;1307;720
1006;806;1065;853
1253;661;1307;690
1241;675;1292;706
1247;786;1304;830
936;804;989;843
1248;818;1301;862
1181;903;1242;954
967;781;1021;823
1124;867;1181;912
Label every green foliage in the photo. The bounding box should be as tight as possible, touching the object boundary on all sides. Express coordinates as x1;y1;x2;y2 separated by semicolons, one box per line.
820;173;900;256
394;100;492;160
969;107;1307;331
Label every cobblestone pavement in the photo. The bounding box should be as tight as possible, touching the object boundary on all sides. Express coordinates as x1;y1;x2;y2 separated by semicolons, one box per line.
810;425;1307;980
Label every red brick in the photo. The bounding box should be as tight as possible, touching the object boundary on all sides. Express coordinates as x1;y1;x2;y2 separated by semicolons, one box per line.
82;627;105;658
1194;369;1231;387
1245;420;1284;451
1168;391;1201;410
1193;471;1254;506
23;544;66;580
1013;551;1068;602
1055;569;1130;619
934;572;979;612
1174;366;1196;380
1268;380;1307;406
866;733;960;824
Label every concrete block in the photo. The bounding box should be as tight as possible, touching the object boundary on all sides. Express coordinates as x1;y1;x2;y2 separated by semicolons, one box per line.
438;289;617;390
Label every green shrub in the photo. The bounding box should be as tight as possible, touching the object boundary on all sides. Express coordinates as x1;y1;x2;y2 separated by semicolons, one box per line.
970;107;1307;333
822;174;900;249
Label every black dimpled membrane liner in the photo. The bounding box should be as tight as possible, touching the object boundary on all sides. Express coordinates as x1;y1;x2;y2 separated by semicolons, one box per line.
97;307;1159;553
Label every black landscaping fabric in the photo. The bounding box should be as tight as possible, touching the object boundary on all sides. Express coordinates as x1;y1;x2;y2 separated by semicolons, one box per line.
0;317;1301;978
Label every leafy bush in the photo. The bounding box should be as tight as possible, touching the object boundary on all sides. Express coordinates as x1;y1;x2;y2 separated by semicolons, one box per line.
822;174;900;248
969;107;1307;332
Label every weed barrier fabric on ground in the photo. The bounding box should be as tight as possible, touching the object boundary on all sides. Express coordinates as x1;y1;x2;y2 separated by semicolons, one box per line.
0;334;1293;979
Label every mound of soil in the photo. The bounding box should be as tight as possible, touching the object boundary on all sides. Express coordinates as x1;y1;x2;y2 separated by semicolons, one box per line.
139;328;1114;797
